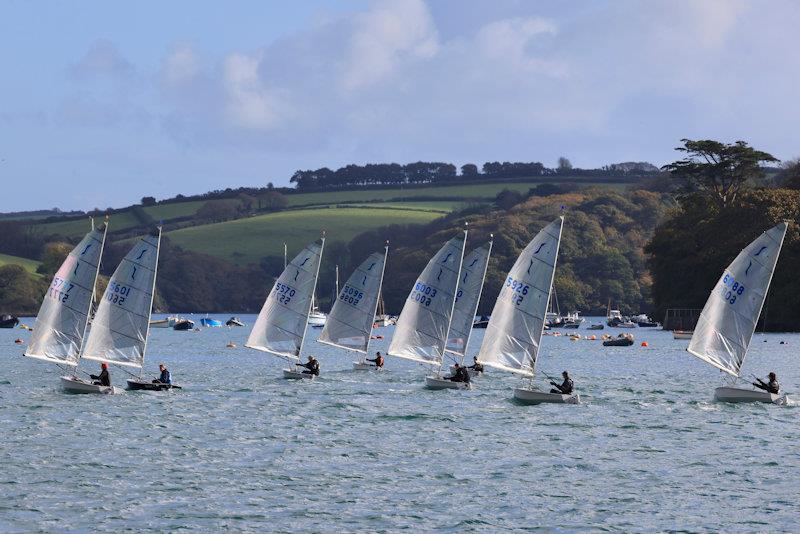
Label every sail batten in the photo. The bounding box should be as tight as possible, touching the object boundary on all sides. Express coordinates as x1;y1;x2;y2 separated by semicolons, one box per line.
246;238;325;362
687;222;787;377
476;217;564;377
319;249;387;354
25;223;108;365
388;232;466;366
446;241;492;358
80;229;162;369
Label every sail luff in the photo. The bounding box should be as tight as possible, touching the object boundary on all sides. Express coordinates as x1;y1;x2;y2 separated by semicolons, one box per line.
446;239;493;360
686;222;788;377
78;220;108;360
438;229;468;367
364;244;389;357
138;227;162;372
531;219;563;377
297;236;325;358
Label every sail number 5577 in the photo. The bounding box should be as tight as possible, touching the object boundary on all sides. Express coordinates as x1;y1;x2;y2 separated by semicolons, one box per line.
720;273;745;304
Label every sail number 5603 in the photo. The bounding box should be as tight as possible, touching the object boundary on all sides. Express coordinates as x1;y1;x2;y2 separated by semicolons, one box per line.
721;273;745;304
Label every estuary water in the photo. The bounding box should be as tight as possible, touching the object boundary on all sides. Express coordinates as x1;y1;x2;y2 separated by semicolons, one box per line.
1;316;799;533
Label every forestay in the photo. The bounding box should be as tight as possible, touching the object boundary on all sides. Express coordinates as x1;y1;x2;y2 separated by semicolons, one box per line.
82;229;162;368
25;222;108;366
477;217;564;377
445;241;492;358
246;238;325;361
319;248;387;353
388;232;466;366
688;222;788;377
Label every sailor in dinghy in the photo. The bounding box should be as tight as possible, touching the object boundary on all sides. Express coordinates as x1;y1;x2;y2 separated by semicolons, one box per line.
23;218;114;393
476;216;581;404
386;227;468;390
245;235;326;380
687;222;790;404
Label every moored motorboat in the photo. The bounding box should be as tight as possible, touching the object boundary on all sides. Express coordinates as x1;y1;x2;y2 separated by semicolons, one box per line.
673;330;693;340
226;317;245;327
0;314;19;328
173;319;194;331
588;324;604;330
149;316;180;328
200;317;223;327
603;335;634;347
307;310;327;327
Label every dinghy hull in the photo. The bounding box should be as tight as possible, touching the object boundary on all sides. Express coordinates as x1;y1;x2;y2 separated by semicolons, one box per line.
513;388;580;405
449;365;481;378
60;376;118;394
353;362;380;371
126;379;180;391
425;376;470;390
283;369;315;380
714;386;784;404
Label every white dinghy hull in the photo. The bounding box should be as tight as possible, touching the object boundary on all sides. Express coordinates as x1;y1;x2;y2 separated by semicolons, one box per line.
283;369;315;380
353;362;381;371
60;375;120;394
714;386;785;404
449;365;481;378
513;388;580;405
425;376;470;390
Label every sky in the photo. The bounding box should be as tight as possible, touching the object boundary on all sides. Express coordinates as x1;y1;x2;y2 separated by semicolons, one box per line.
1;0;799;211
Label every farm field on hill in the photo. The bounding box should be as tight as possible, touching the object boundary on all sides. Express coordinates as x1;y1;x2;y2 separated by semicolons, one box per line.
0;253;42;277
165;206;443;265
33;212;140;239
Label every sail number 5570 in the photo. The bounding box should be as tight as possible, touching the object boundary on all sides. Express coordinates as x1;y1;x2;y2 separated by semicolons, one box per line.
721;273;745;304
274;282;296;305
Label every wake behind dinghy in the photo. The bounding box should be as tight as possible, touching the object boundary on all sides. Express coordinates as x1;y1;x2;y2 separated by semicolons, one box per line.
687;222;790;404
476;217;581;405
245;235;326;380
317;244;389;372
386;228;468;389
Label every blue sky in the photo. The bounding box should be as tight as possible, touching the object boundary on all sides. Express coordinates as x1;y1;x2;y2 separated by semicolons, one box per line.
1;0;798;211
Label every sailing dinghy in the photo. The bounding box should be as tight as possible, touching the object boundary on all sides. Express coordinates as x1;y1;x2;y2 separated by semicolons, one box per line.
477;217;579;404
24;219;108;390
445;238;493;380
318;245;388;371
387;229;467;389
246;237;325;379
63;228;166;392
687;222;789;404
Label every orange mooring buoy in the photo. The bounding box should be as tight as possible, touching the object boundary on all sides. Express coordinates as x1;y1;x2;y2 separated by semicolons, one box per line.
641;341;648;347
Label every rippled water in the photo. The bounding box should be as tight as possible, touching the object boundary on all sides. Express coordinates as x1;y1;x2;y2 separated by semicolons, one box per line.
1;315;799;532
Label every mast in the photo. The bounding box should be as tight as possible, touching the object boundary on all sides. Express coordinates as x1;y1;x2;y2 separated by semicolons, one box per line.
461;235;492;363
297;232;325;359
77;217;109;366
138;226;162;379
364;241;389;358
437;224;468;370
531;218;564;378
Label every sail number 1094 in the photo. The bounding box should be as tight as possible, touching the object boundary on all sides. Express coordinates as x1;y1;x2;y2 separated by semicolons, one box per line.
720;273;745;304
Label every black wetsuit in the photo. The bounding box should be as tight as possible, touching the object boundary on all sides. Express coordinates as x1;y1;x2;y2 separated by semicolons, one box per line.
468;362;484;373
753;378;780;394
299;360;320;376
550;378;573;395
450;367;470;384
90;369;110;386
367;356;384;368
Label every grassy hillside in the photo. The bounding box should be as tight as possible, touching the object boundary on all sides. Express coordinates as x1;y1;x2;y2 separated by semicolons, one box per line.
0;253;42;277
165;206;443;264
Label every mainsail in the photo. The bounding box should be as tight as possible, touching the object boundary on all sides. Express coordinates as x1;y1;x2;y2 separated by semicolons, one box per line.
25;221;108;366
477;217;564;377
246;238;325;361
388;231;466;366
446;240;493;358
318;247;387;353
81;228;162;368
687;222;788;377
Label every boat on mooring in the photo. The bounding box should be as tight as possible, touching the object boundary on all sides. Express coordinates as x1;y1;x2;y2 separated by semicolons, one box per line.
476;216;580;405
1;314;19;328
387;228;467;390
246;236;325;379
687;222;789;404
318;244;388;371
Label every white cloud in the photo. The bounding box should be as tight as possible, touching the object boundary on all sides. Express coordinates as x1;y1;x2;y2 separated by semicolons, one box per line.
221;52;291;131
70;39;133;79
162;44;200;87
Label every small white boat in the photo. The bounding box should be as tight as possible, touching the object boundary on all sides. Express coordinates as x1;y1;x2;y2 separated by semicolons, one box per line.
307;310;327;327
283;369;315;380
673;330;693;340
713;386;785;404
425;375;470;390
513;388;580;405
60;375;119;394
687;222;789;404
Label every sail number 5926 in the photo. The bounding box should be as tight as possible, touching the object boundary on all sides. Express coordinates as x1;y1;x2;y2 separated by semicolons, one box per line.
505;276;530;305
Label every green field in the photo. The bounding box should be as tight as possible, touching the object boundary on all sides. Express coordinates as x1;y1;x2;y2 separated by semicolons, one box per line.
0;253;42;277
34;212;140;239
166;206;443;264
143;201;206;221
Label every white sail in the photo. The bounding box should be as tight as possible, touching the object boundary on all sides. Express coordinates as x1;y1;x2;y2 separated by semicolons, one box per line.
25;222;108;366
445;241;492;358
246;238;325;361
477;217;564;377
81;229;162;368
318;248;387;353
687;222;788;377
388;232;466;366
